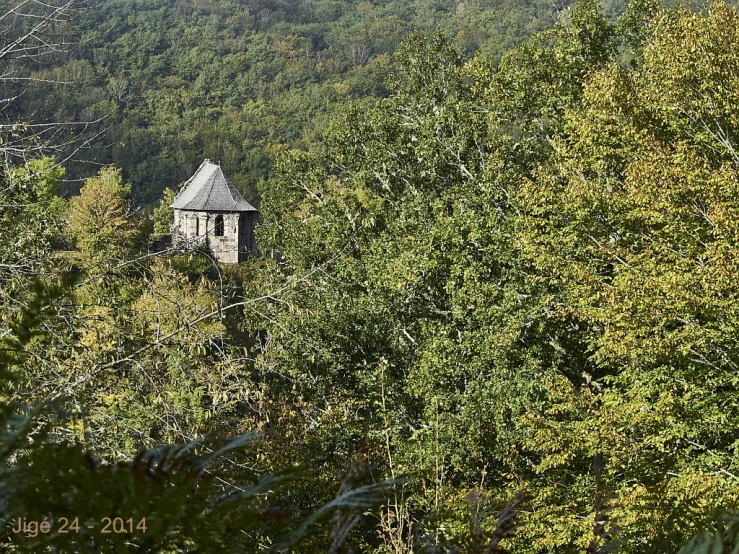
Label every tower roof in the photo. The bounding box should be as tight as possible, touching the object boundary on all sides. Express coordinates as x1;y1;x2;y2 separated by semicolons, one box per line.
171;160;257;212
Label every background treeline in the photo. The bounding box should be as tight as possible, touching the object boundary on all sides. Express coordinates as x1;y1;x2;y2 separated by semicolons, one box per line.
3;0;589;205
5;0;739;552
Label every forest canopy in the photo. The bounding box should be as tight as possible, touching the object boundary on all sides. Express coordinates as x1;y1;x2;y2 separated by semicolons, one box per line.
2;0;580;204
3;0;739;552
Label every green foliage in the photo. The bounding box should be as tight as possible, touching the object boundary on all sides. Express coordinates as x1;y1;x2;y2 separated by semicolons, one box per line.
617;0;660;54
1;364;390;553
1;158;66;270
679;512;739;554
2;0;586;205
250;1;739;551
0;228;393;554
67;165;138;260
151;187;177;238
9;0;739;552
511;3;739;549
253;19;597;550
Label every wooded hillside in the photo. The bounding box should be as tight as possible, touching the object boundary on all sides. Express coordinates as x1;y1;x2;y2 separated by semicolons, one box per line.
4;0;578;204
3;0;739;552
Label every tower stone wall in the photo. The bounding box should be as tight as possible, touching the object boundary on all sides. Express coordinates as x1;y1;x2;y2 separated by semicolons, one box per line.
173;210;253;264
170;160;259;264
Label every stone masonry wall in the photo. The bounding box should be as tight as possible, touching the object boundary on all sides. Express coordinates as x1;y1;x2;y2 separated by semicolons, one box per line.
173;210;243;264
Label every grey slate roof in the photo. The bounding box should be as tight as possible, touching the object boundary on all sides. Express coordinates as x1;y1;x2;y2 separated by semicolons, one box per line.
171;160;257;212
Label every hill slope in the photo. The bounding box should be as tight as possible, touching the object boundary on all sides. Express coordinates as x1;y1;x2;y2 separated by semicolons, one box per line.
6;0;581;203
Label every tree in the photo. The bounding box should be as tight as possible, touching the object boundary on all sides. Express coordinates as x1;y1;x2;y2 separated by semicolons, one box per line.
250;2;739;551
67;165;138;260
0;2;402;552
150;187;177;239
513;2;739;550
0;0;93;167
0;283;393;553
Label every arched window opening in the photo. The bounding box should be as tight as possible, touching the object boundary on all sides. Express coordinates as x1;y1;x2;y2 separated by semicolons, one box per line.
215;214;225;237
194;215;199;236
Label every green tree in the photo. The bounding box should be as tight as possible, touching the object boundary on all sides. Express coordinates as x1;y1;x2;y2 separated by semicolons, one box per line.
150;187;177;239
67;166;138;260
250;2;739;551
513;1;739;551
0;284;392;554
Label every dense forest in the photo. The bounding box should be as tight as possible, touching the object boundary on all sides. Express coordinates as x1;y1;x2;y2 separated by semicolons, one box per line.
5;0;586;204
4;0;739;552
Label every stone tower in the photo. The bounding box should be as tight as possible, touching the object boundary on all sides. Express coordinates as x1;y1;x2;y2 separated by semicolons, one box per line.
171;160;259;264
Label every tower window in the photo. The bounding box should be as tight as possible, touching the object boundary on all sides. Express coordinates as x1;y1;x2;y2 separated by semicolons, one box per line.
215;214;224;237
